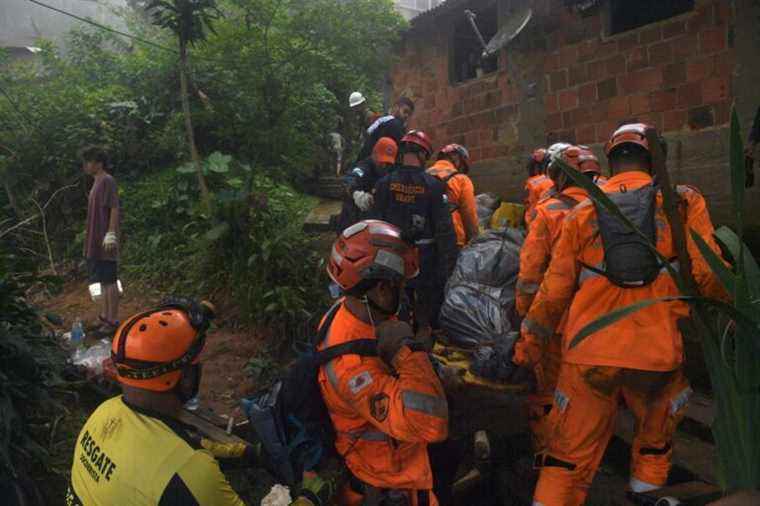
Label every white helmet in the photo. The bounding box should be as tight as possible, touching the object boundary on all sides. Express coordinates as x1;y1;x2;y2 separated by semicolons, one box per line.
349;91;366;108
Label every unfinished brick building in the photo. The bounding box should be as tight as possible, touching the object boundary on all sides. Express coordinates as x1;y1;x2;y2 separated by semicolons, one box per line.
390;0;760;226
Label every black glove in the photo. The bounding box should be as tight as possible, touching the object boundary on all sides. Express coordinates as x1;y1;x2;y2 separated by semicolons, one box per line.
376;320;415;366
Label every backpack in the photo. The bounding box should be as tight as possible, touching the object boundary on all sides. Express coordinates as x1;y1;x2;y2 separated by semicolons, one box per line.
584;183;667;288
243;303;379;486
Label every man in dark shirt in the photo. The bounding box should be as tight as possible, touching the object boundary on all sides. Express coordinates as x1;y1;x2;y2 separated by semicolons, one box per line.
372;130;457;340
335;137;398;233
81;146;121;333
356;96;415;162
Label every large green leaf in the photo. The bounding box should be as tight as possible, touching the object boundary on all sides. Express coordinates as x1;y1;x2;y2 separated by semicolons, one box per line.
204;221;229;241
691;230;736;297
206;151;232;173
569;295;760;349
715;226;760;299
556;159;686;291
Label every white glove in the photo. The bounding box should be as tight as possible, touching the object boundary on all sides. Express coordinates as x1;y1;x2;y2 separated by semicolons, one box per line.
353;191;374;212
103;232;118;251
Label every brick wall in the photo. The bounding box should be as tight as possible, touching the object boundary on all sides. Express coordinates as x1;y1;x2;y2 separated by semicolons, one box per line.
390;0;758;226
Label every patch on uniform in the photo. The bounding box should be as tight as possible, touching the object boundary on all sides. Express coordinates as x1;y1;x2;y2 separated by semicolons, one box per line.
352;168;365;177
347;371;373;395
369;393;390;422
442;194;449;205
554;389;570;413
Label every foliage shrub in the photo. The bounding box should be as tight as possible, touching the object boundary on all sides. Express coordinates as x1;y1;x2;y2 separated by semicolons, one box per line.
120;152;329;338
0;273;69;478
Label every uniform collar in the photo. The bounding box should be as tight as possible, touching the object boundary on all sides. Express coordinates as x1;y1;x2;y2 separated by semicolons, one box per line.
606;170;653;187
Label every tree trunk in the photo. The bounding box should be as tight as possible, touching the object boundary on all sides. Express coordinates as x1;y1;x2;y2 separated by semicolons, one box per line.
179;39;211;211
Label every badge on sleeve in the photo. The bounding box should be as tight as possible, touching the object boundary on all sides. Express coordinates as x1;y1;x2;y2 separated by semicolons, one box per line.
370;393;390;422
347;371;373;395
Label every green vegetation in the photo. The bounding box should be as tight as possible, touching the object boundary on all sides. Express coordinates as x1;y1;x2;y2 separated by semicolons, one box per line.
562;108;760;492
0;274;69;478
0;0;405;493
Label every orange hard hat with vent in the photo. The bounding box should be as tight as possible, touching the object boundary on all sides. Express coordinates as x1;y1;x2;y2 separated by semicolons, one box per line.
328;220;418;295
111;299;215;391
605;123;652;157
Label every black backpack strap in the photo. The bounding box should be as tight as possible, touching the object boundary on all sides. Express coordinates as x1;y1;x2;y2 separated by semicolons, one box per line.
316;339;378;366
315;301;343;345
442;172;463;183
555;193;579;208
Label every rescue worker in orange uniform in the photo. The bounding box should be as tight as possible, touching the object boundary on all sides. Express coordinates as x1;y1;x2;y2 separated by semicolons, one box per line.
514;145;603;451
319;220;449;506
516;124;727;506
523;147;555;228
426;144;479;248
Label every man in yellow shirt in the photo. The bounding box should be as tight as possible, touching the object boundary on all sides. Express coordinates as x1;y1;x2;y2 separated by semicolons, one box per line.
68;298;324;506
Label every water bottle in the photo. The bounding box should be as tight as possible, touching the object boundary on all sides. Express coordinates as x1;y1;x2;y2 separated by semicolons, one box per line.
71;318;85;347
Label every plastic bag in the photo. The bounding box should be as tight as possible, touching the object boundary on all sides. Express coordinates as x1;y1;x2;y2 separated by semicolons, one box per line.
440;228;524;347
71;338;112;377
476;193;501;229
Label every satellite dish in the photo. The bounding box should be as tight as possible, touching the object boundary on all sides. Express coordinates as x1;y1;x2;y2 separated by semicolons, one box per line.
483;7;532;58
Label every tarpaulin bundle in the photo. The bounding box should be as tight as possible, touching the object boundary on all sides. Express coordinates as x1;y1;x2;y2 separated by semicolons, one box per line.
476;193;501;229
440;228;524;348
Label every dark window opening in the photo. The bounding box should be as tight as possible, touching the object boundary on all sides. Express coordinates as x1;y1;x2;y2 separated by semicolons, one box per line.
609;0;694;35
451;5;499;84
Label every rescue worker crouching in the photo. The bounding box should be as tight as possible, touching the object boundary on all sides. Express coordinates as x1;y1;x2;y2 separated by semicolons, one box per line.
68;298;326;506
320;220;449;506
514;145;603;453
523;147;555;228
517;123;728;506
372;130;458;341
336;137;398;234
426;144;479;248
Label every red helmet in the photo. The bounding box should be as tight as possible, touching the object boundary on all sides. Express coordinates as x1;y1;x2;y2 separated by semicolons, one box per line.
328;220;419;294
438;143;470;171
605;123;652;157
563;145;601;176
400;130;433;157
527;147;548;175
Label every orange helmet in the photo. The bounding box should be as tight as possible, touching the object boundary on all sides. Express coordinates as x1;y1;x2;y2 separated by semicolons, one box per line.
400;130;433;158
328;220;418;295
438;143;470;171
112;298;215;391
373;137;398;165
605;123;652;157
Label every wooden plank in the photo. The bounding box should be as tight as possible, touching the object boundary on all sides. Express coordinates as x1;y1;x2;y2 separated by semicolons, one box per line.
178;409;248;446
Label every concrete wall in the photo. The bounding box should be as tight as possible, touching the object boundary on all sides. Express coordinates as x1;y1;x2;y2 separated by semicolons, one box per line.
0;0;128;49
390;0;759;226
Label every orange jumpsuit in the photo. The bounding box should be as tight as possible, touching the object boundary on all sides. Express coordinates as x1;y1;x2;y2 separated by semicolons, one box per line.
317;304;449;506
427;160;479;247
524;174;555;228
520;171;725;506
515;186;589;449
